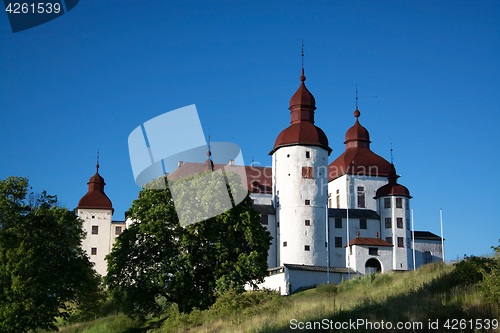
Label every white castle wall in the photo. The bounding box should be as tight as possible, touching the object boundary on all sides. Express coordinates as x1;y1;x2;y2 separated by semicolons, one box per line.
78;208;118;276
348;244;393;274
329;174;388;210
377;195;412;270
273;145;329;267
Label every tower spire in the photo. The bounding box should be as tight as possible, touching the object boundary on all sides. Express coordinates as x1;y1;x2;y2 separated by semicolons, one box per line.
301;39;304;69
356;84;358;110
96;149;99;172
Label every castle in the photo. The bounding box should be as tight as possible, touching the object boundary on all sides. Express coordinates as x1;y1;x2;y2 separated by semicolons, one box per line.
76;68;444;294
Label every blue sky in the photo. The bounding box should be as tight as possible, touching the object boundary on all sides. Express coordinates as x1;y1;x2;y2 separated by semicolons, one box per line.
1;0;499;262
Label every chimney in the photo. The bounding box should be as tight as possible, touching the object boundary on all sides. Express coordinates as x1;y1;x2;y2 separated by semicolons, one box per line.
178;161;183;168
376;231;379;238
229;159;234;165
357;230;360;237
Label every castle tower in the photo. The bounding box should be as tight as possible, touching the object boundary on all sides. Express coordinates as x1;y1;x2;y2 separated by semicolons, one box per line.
328;109;393;211
77;161;116;276
374;164;413;270
270;68;332;267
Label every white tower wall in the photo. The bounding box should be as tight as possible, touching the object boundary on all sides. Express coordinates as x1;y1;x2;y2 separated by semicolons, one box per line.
273;145;328;266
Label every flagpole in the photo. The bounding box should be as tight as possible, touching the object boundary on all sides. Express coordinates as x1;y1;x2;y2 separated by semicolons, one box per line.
412;208;415;271
346;175;350;279
440;209;445;263
326;194;330;284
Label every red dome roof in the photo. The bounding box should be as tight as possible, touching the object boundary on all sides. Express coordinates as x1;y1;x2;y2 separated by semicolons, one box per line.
271;122;331;155
328;147;392;180
328;109;390;180
345;109;370;148
374;164;411;198
270;68;331;155
77;164;113;212
289;69;315;109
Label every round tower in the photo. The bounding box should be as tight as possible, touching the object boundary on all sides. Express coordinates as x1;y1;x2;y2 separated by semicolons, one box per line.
374;164;413;270
77;161;114;276
270;69;332;267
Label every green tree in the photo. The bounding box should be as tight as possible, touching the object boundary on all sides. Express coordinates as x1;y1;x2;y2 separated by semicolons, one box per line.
105;171;272;319
481;241;500;305
0;177;105;333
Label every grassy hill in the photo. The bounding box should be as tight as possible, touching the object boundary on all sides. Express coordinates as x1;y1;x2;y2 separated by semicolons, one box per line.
46;261;499;333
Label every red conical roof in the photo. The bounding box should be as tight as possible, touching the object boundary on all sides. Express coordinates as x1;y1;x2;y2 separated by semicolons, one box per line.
374;164;412;198
77;163;113;212
270;69;331;155
329;109;391;180
345;109;370;148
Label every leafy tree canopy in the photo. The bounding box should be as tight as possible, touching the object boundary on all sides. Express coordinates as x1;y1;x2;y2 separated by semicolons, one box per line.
0;177;105;333
105;171;272;319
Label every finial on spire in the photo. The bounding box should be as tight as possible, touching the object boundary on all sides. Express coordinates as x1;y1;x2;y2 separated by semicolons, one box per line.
96;149;99;172
301;39;304;69
207;132;211;157
356;84;358;110
390;143;393;164
353;84;360;119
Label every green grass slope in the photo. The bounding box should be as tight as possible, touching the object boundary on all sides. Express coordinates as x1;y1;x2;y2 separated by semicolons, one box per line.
48;262;499;333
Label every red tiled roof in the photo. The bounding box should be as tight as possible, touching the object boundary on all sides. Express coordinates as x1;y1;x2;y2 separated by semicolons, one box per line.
168;163;273;194
329;147;392;180
374;164;411;198
329;110;391;180
77;165;113;212
347;237;393;247
271;122;331;155
270;69;332;155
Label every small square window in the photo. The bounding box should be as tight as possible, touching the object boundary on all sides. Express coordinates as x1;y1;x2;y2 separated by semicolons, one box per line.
115;226;122;235
277;222;279;228
283;241;287;247
91;215;95;219
385;218;392;228
384;198;391;209
397;218;403;228
305;219;310;226
305;199;310;205
305;151;310;158
92;226;98;235
357;186;364;192
336;189;339;194
335;237;342;248
302;167;313;179
335;218;342;228
386;237;392;245
91;247;97;255
261;214;268;225
304;245;310;251
360;219;367;229
369;247;378;255
397;237;404;248
396;198;403;208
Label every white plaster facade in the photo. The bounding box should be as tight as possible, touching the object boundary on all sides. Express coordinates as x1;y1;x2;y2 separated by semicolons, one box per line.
77;207;125;276
272;145;329;267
